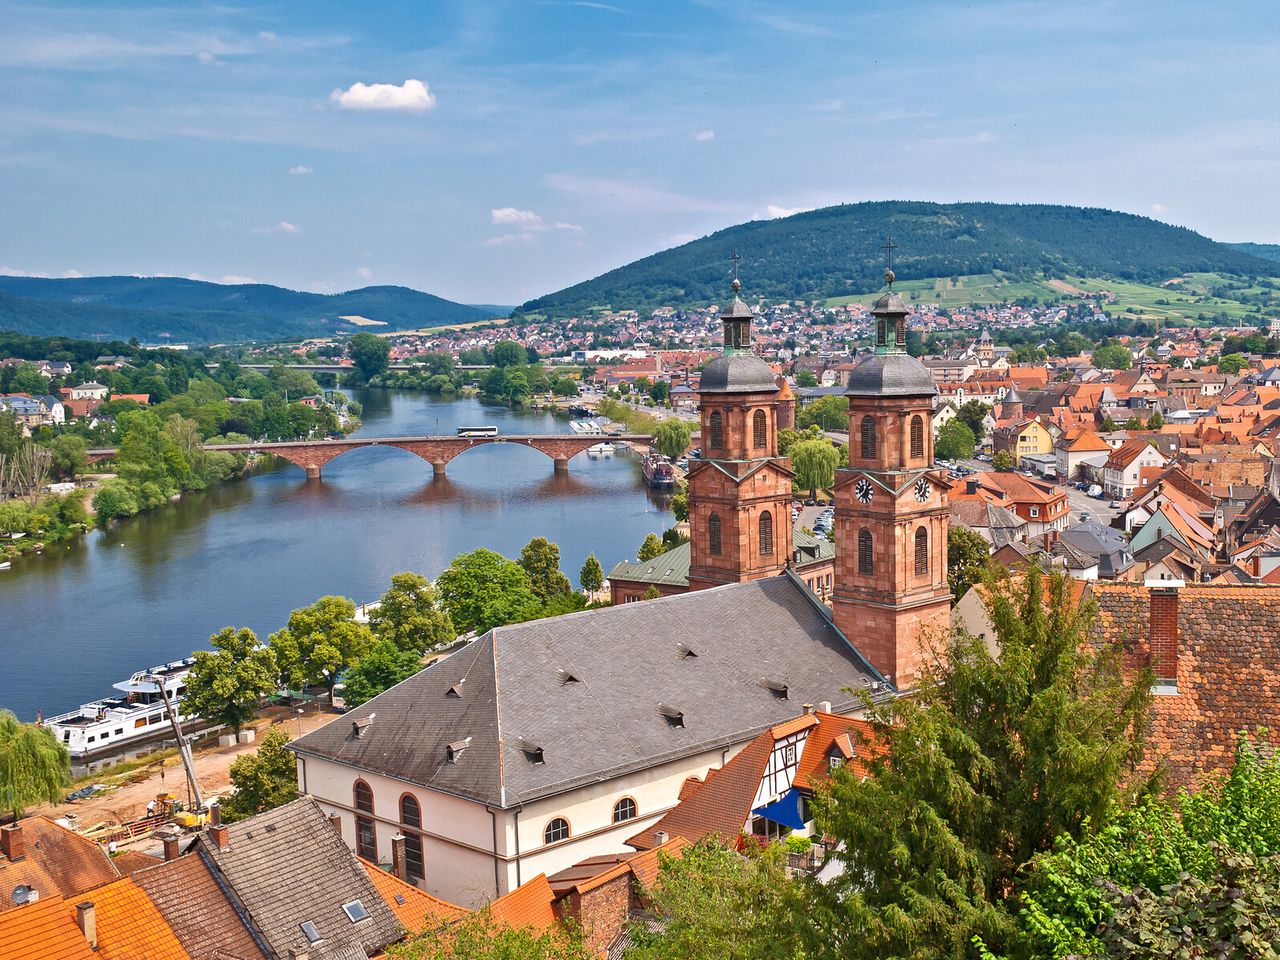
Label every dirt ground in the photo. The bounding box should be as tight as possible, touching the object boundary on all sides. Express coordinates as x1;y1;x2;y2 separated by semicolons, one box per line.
38;704;340;835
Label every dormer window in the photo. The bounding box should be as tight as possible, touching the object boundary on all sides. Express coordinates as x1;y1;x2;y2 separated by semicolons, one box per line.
556;669;579;685
657;704;685;728
517;737;545;765
676;643;697;659
447;681;464;698
446;738;472;763
760;678;788;700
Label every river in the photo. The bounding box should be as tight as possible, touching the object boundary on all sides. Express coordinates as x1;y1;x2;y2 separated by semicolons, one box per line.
0;390;672;720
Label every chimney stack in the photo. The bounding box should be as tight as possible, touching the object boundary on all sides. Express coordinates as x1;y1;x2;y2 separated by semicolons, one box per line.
1146;579;1183;685
75;902;97;949
328;812;343;836
391;833;408;882
818;700;832;714
208;802;222;827
0;824;23;862
653;830;668;847
802;703;815;716
163;836;181;862
209;824;229;852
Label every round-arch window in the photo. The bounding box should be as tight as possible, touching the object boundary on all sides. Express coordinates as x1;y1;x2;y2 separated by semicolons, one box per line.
354;780;374;814
544;818;570;844
400;794;421;829
612;798;637;823
759;511;774;556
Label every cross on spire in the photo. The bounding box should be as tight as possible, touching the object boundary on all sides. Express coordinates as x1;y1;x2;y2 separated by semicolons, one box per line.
881;235;898;290
729;250;742;293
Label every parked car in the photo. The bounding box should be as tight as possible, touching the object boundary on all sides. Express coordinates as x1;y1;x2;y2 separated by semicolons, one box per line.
1109;500;1123;509
1086;484;1103;498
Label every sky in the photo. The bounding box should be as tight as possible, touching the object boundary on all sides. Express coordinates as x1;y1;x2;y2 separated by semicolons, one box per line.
2;0;1278;305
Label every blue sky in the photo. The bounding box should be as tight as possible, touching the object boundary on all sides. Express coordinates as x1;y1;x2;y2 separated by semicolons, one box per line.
2;0;1278;304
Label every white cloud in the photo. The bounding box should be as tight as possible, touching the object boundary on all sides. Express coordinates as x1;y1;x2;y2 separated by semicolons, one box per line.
356;266;373;279
544;173;734;213
766;204;808;219
187;273;259;284
0;265;49;277
288;165;314;175
1152;203;1169;215
258;31;280;42
491;207;543;226
252;220;301;234
62;269;83;278
330;79;436;112
554;222;585;234
196;50;220;65
694;130;715;141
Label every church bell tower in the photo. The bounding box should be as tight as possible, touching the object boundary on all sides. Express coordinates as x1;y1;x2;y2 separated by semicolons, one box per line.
686;269;795;590
832;248;951;687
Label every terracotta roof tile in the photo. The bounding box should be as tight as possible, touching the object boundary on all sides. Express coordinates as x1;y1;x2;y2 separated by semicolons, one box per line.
792;713;882;790
359;860;469;934
75;877;191;960
132;855;266;960
0;818;119;912
0;896;95;960
487;874;557;931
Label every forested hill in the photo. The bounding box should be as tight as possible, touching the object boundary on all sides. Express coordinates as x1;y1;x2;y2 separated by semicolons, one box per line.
1228;242;1280;264
519;201;1276;318
0;276;493;343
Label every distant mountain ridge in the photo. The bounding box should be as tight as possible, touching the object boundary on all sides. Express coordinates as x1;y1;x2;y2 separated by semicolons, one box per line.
519;201;1277;318
1227;242;1280;264
0;276;494;343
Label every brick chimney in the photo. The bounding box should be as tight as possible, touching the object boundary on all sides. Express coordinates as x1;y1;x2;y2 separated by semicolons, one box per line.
75;902;97;948
328;812;343;836
391;833;408;882
0;824;22;862
1147;579;1183;684
163;836;181;862
209;824;229;852
208;802;222;827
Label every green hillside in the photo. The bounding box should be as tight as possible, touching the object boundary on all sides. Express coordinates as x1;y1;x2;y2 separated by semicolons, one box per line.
1228;242;1280;264
0;276;494;343
518;201;1276;318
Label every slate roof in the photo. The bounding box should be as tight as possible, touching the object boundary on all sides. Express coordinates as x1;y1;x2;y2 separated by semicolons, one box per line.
845;353;937;398
202;797;403;960
132;853;266;960
698;353;779;394
292;575;885;808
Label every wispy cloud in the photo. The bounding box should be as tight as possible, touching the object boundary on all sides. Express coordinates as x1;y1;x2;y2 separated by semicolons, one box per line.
488;207;583;244
492;207;544;226
1151;202;1169;215
252;221;301;234
187;273;259;284
765;204;808;219
356;266;373;279
330;79;436;112
288;165;314;175
544;172;733;213
694;129;715;141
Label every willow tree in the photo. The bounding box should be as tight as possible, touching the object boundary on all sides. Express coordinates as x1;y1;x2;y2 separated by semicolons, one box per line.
803;570;1154;960
0;709;70;820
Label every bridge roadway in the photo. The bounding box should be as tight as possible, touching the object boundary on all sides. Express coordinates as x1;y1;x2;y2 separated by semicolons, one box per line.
204;362;495;374
87;433;653;479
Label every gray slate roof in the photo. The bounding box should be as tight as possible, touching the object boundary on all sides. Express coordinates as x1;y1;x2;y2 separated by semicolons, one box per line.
202;797;403;960
845;353;937;398
698;353;779;394
292;575;884;808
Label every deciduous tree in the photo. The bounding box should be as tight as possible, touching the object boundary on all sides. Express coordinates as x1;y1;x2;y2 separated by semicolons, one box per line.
0;709;70;821
269;596;374;694
347;333;391;384
947;524;991;604
518;537;573;602
389;909;592;960
436;548;542;634
637;533;666;561
653;420;692;460
369;572;455;653
219;728;297;822
935;418;977;460
341;640;424;709
185;627;278;736
992;449;1015;471
49;434;87;480
579;553;604;597
791;438;839;500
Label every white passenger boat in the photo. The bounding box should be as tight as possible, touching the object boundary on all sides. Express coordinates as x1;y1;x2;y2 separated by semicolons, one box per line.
587;442;615;459
43;659;196;758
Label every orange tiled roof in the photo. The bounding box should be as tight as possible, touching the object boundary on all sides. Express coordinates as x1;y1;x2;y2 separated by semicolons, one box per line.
0;896;95;960
792;713;882;790
488;874;557;932
75;877;191;960
1060;428;1111;452
0;818;119;913
770;714;819;739
360;860;469;934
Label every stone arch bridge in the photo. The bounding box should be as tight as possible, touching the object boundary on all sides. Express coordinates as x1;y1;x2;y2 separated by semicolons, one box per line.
87;434;653;480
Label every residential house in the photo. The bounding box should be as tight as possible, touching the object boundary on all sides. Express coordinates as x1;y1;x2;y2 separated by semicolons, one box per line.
1102;440;1168;498
289;575;886;907
948;471;1070;537
992;416;1054;467
1054;428;1112;483
68;382;109;401
1059;519;1135;579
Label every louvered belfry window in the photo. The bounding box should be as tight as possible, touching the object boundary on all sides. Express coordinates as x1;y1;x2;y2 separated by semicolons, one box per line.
860;416;877;459
709;411;724;450
910;415;924;459
753;409;767;449
709;512;722;555
759;511;774;555
914;526;929;575
858;529;873;575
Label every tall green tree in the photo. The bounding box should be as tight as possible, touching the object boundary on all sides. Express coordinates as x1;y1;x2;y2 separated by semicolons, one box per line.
269;595;374;693
579;553;604;597
637;532;666;561
518;536;573;602
668;490;689;522
796;394;848;432
653;419;692;459
347;333;391;384
791;438;839;500
935;418;977;460
219;728;297;822
992;449;1015;471
0;709;70;820
947;525;991;605
185;627;278;736
956;400;992;438
49;434;87;480
341;640;424;709
795;369;819;388
435;548;542;634
492;340;525;368
803;570;1154;960
1091;344;1133;370
369;572;455;653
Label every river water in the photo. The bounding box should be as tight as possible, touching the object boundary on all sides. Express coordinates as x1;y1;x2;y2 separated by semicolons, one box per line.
0;391;671;720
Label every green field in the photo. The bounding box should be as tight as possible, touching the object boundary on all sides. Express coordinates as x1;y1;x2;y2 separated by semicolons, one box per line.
824;271;1280;325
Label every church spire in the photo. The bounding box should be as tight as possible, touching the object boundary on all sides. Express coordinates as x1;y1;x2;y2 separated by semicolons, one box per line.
720;250;753;354
870;236;908;356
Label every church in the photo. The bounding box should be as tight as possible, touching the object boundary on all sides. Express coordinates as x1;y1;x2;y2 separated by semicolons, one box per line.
289;263;952;906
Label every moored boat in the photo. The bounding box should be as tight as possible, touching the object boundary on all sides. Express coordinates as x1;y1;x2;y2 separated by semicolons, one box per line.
641;453;676;488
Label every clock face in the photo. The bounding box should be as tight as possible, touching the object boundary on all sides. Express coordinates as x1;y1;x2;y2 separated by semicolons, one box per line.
914;477;931;503
855;478;874;504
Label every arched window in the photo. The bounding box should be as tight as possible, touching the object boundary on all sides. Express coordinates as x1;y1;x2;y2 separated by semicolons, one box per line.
709;411;724;450
860;416;877;459
914;527;929;576
354;780;376;860
910;415;924;459
709;513;722;555
759;511;774;556
400;795;425;882
612;798;637;823
544;818;570;844
858;529;874;576
753;409;767;449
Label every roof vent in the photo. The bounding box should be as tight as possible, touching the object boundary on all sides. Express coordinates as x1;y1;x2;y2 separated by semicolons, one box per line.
760;678;789;699
446;737;472;763
517;737;545;765
351;714;375;738
676;643;697;659
657;704;685;728
446;680;465;698
555;669;579;685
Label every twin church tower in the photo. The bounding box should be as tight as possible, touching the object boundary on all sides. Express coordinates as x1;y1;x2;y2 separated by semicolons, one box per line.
683;267;951;687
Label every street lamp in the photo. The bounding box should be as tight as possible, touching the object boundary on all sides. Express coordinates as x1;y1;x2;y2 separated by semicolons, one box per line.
295;707;304;739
